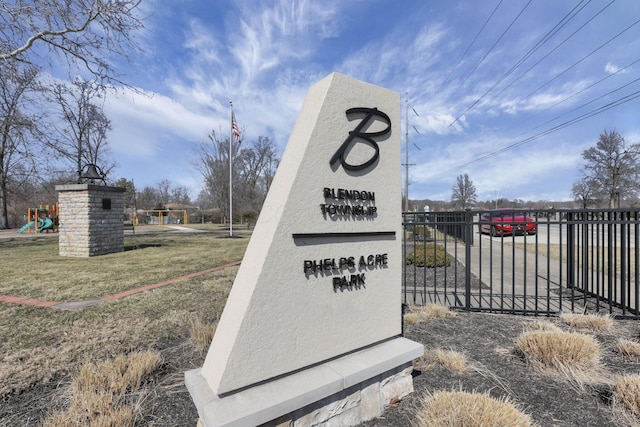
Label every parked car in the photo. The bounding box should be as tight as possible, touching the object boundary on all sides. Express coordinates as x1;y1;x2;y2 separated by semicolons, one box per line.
479;210;537;236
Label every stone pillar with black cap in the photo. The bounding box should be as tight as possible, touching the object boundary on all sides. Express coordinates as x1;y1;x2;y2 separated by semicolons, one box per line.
56;183;126;257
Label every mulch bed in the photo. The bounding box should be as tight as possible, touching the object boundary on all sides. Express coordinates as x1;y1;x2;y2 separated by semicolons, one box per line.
5;312;640;426
3;259;640;426
362;311;640;427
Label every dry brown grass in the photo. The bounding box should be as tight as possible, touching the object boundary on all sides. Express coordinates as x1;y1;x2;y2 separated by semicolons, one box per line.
515;330;602;388
0;230;243;424
42;351;162;427
524;319;561;333
618;339;640;361
73;351;163;396
560;312;613;333
189;317;217;354
404;304;456;324
414;390;533;427
415;349;468;373
0;235;241;398
614;374;640;418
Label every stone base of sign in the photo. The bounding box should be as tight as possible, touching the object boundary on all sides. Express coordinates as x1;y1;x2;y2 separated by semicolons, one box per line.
185;337;423;427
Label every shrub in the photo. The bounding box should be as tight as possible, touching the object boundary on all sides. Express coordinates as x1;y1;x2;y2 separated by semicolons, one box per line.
413;225;433;240
560;312;613;333
406;244;451;267
615;374;640;417
415;390;533;427
525;319;561;333
618;339;640;361
404;304;456;324
516;330;600;371
415;349;468;373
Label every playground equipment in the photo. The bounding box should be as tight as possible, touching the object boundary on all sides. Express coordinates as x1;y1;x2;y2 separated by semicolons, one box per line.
17;204;59;233
135;209;188;225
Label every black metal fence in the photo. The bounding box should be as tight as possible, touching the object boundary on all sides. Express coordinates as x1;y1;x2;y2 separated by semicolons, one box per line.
402;209;640;318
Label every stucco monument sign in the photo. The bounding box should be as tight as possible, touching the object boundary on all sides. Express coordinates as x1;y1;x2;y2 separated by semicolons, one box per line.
186;73;423;426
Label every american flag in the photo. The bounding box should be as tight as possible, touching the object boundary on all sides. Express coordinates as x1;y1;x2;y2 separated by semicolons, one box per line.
231;112;241;143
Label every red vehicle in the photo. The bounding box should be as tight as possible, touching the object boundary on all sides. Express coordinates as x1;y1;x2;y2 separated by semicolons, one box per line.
479;210;537;236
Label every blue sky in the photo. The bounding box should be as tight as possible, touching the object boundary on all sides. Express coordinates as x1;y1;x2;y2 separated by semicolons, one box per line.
97;0;640;204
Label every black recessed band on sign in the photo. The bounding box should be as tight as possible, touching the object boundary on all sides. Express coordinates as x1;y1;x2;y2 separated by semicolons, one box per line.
292;231;396;239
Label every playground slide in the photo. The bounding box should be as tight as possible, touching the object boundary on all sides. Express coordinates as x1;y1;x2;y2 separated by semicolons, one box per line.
17;218;54;233
17;221;34;233
39;218;54;231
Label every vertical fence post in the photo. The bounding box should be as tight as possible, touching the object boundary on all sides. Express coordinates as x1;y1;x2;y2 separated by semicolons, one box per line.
567;211;575;289
465;209;473;310
621;209;627;315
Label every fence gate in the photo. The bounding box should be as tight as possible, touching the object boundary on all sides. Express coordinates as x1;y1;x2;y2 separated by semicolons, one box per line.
402;209;640;318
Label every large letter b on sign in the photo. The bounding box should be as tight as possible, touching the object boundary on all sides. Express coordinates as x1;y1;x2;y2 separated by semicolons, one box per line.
330;107;391;172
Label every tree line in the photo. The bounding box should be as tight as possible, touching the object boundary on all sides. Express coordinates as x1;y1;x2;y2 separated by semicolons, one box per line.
446;130;640;211
0;1;143;229
0;1;280;229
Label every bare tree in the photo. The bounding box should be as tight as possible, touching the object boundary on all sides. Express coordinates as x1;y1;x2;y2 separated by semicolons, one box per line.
576;130;640;208
135;180;192;210
451;173;477;209
235;136;279;215
196;131;279;220
0;0;143;84
571;178;599;208
0;63;41;229
136;186;161;210
171;185;192;206
50;77;113;181
195;130;235;220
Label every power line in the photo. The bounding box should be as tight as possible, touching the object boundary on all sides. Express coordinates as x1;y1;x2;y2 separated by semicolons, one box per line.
519;15;640;103
443;0;503;89
434;88;640;177
447;0;532;106
491;0;614;102
524;63;640;134
448;0;592;128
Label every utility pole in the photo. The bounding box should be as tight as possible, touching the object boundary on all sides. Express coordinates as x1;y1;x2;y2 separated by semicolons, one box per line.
402;93;415;212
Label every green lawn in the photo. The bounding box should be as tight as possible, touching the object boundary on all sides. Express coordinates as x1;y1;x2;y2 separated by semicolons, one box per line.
0;229;249;397
0;228;249;301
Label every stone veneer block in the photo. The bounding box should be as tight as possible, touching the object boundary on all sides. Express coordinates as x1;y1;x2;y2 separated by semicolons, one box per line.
56;184;126;257
185;337;423;427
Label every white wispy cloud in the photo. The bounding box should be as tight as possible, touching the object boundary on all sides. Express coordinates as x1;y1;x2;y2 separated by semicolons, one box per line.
604;61;629;75
104;88;213;158
231;0;341;80
94;0;640;204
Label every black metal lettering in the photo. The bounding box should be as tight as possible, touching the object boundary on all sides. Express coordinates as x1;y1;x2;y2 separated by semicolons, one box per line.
304;260;313;273
329;108;391;172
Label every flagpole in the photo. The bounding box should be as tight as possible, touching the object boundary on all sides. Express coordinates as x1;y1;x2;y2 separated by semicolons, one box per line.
229;100;233;237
